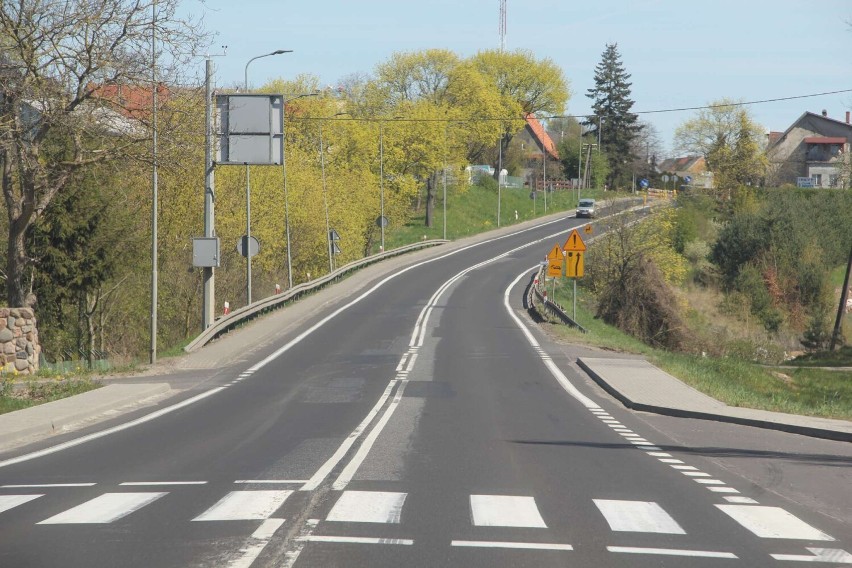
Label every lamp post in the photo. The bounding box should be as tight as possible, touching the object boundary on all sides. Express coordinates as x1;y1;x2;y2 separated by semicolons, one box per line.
243;49;292;304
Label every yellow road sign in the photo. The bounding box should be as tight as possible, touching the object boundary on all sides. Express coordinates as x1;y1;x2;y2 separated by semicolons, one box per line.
546;243;563;277
584;224;593;235
565;250;584;278
547;243;562;261
563;229;587;252
547;260;563;278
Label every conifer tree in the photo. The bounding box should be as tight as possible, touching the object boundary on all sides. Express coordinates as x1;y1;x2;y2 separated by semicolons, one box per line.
586;43;642;188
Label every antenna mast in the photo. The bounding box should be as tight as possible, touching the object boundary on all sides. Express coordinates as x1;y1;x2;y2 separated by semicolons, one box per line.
499;0;507;51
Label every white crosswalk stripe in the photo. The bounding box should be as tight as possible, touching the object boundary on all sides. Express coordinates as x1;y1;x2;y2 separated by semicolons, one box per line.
326;491;407;524
593;499;686;534
0;494;42;515
469;495;547;528
192;490;293;521
715;505;835;541
38;492;166;524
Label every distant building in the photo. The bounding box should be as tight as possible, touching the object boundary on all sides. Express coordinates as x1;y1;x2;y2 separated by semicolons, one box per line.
514;114;561;189
657;155;712;188
766;110;852;188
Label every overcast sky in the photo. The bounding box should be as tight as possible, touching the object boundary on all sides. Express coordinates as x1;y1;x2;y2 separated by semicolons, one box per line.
189;0;852;155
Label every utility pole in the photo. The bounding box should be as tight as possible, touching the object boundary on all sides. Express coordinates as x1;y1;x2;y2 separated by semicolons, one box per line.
150;0;158;364
202;57;215;329
497;135;503;227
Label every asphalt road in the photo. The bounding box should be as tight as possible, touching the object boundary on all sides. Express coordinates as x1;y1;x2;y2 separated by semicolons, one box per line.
0;205;849;567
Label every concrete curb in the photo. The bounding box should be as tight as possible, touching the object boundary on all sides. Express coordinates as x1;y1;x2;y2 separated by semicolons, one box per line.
576;359;852;443
0;383;170;448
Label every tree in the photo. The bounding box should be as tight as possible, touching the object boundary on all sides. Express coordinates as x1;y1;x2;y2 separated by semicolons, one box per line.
673;99;766;194
585;43;642;188
469;49;569;170
0;0;207;306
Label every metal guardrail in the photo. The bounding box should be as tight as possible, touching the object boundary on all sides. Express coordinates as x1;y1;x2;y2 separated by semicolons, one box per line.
528;266;588;333
184;239;449;352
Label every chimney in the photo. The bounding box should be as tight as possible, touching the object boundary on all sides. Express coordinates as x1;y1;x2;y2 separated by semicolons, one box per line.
821;109;828;117
847;111;850;124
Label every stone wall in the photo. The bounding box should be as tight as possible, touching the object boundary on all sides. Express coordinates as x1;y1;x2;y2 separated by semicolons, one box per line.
0;308;40;375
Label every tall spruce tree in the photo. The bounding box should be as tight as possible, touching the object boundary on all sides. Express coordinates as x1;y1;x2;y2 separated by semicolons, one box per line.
586;43;642;188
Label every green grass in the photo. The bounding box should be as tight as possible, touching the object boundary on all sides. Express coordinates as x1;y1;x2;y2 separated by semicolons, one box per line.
0;377;101;415
385;183;622;248
546;279;852;420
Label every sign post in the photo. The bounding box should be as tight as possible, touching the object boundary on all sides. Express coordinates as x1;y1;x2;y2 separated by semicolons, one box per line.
562;228;587;321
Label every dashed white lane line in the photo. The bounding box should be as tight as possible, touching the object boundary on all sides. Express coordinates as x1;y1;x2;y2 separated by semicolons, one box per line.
38;492;166;524
695;479;725;485
724;496;759;504
647;452;672;457
470;495;547;528
593;500;686;534
683;472;711;477
770;547;852;563
326;491;407;524
0;494;42;514
608;546;737;559
451;540;573;551
709;487;740;494
670;465;698;471
716;505;835;540
192;490;293;521
659;459;683;464
297;535;414;546
2;483;95;488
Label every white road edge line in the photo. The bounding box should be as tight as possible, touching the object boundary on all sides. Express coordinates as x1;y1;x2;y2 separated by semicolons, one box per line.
503;267;600;410
2;483;96;488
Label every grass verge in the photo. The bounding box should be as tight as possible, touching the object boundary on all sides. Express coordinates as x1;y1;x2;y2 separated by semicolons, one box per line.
546;279;852;420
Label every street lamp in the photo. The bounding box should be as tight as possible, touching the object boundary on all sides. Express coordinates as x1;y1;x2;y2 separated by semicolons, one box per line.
243;49;291;304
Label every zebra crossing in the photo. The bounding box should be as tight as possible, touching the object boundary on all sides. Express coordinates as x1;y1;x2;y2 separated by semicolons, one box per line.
0;485;847;556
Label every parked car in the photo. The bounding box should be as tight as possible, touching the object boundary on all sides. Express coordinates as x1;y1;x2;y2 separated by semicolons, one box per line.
577;198;596;218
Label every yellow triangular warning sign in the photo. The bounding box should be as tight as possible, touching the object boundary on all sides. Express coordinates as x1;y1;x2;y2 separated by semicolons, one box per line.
563;229;587;252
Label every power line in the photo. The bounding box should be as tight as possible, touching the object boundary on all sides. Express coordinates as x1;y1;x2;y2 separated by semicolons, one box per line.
290;88;852;123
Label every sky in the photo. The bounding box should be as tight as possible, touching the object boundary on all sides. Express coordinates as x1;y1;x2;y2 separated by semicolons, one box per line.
188;0;852;156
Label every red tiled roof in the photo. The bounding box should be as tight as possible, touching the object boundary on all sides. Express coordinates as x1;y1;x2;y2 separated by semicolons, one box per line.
803;136;846;144
524;113;559;160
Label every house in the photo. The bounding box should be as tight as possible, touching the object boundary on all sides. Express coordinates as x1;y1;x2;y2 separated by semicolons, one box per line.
766;110;852;188
513;114;560;189
656;155;712;188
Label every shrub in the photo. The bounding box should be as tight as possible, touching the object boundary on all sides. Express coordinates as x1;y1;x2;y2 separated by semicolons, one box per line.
596;254;693;351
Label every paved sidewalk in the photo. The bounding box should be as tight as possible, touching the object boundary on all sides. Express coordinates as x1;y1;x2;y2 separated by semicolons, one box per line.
578;357;852;443
0;383;171;452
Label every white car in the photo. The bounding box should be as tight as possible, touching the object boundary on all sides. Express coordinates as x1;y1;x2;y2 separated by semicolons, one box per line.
577;198;596;218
